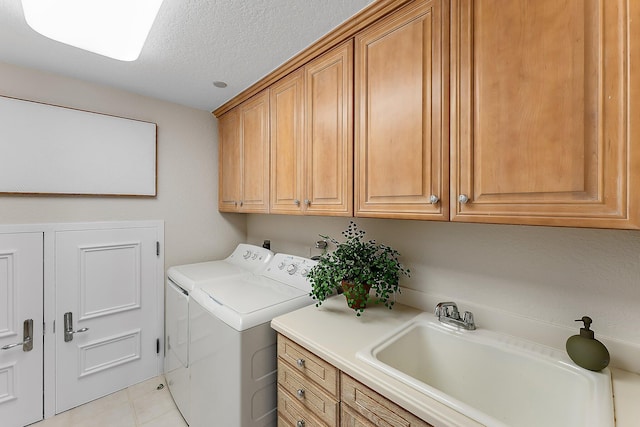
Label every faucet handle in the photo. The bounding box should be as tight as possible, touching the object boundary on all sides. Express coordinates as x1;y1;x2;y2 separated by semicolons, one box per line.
449;305;460;320
435;302;458;319
463;311;476;330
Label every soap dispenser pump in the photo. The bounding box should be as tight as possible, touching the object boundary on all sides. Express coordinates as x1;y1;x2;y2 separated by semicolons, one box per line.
566;316;610;371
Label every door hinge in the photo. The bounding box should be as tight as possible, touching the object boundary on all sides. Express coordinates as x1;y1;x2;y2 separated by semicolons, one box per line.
156;338;160;354
156;241;160;257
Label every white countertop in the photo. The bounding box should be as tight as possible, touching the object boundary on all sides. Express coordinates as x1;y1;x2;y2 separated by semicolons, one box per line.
271;296;640;427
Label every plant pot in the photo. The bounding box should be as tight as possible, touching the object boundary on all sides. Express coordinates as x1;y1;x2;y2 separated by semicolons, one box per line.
341;280;371;310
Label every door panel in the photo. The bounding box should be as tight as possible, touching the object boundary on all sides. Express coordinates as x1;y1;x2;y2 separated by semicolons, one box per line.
218;108;242;212
450;0;636;228
55;227;159;413
240;90;270;213
0;232;43;427
355;0;449;220
305;40;354;216
270;69;304;214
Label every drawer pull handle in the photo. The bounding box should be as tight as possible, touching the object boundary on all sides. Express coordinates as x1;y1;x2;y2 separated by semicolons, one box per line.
296;358;305;368
296;388;305;399
296;421;305;427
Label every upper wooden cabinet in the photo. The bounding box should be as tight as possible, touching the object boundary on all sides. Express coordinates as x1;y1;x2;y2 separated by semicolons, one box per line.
355;0;449;220
450;0;639;229
270;68;305;214
218;90;270;213
270;41;353;216
216;0;639;229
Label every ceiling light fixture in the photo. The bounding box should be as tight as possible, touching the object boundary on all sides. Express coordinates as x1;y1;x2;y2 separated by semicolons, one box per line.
213;81;228;88
20;0;164;62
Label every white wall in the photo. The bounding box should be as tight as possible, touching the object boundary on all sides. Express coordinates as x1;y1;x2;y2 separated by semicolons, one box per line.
0;61;246;268
247;214;640;371
3;60;638;373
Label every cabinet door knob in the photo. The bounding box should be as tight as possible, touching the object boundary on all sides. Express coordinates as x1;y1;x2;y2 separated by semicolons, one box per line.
239;200;244;207
296;358;305;368
458;194;470;204
293;199;300;206
296;421;305;427
429;195;439;204
303;199;310;206
296;388;305;399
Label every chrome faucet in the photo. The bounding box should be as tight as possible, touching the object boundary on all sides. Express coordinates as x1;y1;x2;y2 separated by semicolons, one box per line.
435;302;476;330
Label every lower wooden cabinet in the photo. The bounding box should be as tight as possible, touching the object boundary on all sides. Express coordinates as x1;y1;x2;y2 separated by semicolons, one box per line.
341;374;433;427
340;404;374;427
276;334;433;427
278;361;340;426
278;385;331;427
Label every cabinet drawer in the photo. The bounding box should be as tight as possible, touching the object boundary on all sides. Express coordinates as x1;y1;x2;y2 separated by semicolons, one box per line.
278;385;332;427
278;334;339;397
341;374;433;427
279;360;339;426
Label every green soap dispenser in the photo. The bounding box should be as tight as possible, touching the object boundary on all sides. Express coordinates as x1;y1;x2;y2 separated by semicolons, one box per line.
566;316;610;371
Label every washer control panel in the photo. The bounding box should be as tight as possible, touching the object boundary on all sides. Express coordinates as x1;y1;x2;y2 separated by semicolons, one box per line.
264;253;318;291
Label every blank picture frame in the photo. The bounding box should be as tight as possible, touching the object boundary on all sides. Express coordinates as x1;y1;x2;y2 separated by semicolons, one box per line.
0;95;157;196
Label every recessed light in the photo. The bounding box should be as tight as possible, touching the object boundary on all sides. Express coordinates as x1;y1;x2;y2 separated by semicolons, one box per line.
213;81;228;88
21;0;164;62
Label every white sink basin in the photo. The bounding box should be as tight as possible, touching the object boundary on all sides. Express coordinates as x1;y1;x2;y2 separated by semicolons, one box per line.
356;312;614;427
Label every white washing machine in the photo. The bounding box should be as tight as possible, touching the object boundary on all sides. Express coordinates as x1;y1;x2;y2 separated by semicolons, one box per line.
165;244;273;425
188;253;317;427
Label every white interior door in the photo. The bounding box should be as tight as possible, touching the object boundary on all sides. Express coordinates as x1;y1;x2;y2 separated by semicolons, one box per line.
55;226;161;413
0;232;43;427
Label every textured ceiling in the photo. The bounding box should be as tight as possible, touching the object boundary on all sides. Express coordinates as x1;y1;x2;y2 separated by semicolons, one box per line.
0;0;375;111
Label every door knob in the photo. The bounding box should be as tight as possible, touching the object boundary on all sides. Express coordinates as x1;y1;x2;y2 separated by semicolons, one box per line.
1;319;33;352
64;312;89;342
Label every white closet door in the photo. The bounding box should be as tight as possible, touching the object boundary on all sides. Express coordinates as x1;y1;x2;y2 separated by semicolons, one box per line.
55;226;160;413
0;232;43;427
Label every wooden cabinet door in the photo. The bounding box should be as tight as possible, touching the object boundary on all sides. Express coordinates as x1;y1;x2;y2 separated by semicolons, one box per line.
239;90;270;213
271;69;305;215
450;0;639;229
305;40;353;216
218;108;241;212
355;0;449;220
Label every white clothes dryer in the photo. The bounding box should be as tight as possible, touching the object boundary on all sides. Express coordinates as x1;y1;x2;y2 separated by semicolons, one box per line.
188;253;317;427
165;244;273;424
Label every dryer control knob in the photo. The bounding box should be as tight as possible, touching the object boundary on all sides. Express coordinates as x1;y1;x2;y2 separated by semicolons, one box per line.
278;261;286;270
252;253;258;260
286;264;298;275
243;250;252;259
300;268;309;277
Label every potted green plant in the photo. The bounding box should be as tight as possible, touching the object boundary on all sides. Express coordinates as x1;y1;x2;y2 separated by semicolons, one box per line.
307;221;410;316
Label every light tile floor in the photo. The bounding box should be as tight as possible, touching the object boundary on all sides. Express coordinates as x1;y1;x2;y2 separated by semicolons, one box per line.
30;376;187;427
